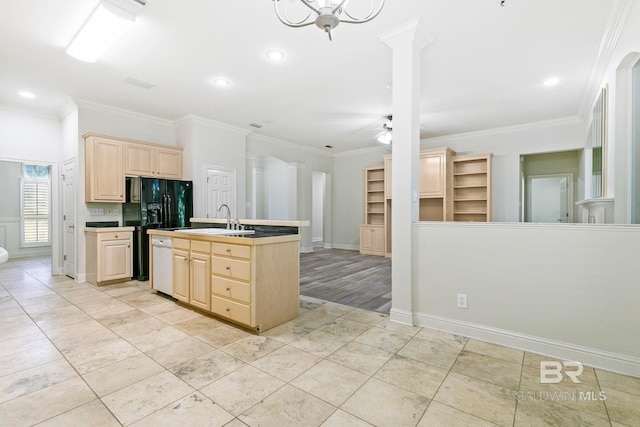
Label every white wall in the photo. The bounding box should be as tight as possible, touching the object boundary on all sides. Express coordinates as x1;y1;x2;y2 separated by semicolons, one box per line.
246;134;333;252
332;147;389;250
263;156;293;220
412;222;640;376
176;116;248;220
312;171;325;242
421;118;586;222
0;107;61;261
75;103;177;281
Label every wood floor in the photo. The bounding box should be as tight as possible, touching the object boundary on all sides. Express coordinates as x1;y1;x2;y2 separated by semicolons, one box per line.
300;247;391;313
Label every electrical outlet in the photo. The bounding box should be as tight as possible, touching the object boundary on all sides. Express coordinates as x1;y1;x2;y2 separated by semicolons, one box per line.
457;293;468;309
89;208;104;216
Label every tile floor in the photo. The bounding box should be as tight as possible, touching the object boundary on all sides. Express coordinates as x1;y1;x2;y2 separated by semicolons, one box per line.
1;257;639;426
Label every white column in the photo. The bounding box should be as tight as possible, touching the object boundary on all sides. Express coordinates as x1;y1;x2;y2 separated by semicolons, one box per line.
380;19;434;325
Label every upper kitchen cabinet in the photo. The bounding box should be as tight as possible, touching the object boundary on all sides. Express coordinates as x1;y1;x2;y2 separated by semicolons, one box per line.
419;147;454;198
85;134;125;202
124;142;183;179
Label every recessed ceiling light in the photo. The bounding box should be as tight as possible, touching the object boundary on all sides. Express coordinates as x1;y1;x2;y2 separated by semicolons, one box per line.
543;77;560;87
213;78;230;87
266;50;285;61
19;91;35;99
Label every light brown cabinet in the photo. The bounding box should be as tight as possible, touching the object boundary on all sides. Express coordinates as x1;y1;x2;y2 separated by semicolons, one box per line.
418;147;454;221
360;166;386;256
359;225;385;256
84;133;183;203
85;228;133;285
452;153;493;222
85;135;125;202
124;142;182;179
172;238;211;310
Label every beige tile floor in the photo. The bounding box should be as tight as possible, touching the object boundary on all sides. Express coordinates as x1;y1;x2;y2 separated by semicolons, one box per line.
0;257;639;426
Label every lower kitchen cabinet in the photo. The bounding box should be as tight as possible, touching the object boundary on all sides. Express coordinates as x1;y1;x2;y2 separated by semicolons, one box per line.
211;240;299;332
359;225;385;256
85;228;133;286
172;238;211;310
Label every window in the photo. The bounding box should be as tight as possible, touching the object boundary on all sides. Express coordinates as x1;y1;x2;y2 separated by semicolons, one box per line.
21;164;50;246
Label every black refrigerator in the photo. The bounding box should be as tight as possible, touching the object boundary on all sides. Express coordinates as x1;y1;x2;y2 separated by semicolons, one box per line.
122;177;193;281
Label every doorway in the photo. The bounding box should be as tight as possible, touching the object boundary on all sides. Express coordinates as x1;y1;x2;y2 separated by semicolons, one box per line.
521;150;581;223
312;171;326;247
205;166;236;219
63;158;76;278
526;174;573;222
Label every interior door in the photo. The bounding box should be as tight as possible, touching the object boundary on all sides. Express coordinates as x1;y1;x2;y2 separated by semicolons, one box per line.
206;167;236;219
526;174;573;222
63;159;76;278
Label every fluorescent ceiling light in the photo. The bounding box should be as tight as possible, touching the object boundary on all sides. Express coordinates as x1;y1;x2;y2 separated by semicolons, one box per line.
66;0;135;63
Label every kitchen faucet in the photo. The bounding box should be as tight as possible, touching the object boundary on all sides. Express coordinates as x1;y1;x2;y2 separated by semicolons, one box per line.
217;203;231;229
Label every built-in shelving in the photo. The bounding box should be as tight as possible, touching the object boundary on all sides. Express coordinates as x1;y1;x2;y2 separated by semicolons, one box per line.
360;166;386;256
452;154;492;222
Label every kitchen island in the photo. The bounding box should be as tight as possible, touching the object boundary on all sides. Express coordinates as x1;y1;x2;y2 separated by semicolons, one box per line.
147;228;301;332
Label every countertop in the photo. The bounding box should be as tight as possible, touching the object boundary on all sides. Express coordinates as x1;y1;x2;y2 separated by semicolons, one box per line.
190;218;310;227
147;229;301;246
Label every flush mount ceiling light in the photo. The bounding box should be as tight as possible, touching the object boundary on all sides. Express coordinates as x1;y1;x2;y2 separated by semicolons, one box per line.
213;78;230;87
266;49;285;61
543;77;560;87
273;0;385;41
66;0;141;63
377;115;392;144
19;91;35;99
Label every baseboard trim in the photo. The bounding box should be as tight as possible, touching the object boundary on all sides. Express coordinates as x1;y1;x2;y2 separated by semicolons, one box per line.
76;274;87;284
300;246;314;254
331;243;359;251
389;308;413;326
414;312;640;378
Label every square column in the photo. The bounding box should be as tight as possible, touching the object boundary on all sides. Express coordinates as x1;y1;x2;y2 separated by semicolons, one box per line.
380;19;434;325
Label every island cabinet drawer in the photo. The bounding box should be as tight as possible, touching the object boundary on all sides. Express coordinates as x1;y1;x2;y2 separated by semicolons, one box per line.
98;231;130;242
211;296;251;325
211;256;251;281
211;243;251;259
190;240;211;254
173;238;190;250
212;276;251;304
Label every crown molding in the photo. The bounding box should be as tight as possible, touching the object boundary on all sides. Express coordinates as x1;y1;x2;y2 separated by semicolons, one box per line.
174;114;250;136
332;144;390;158
577;0;634;119
379;17;435;50
247;133;332;158
74;99;175;127
420;116;584;145
56;97;78;119
0;102;61;121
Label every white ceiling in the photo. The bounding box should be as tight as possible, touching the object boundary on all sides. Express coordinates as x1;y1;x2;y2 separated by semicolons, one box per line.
0;0;618;153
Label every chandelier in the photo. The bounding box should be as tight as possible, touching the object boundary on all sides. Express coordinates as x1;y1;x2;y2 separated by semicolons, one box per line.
273;0;385;41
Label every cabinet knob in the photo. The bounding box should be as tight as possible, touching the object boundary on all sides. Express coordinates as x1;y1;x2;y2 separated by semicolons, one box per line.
226;249;231;253
226;266;230;270
115;235;118;238
226;308;230;312
226;287;231;291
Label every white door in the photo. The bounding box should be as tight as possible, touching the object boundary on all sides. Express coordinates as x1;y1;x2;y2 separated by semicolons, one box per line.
206;167;236;219
63;159;76;278
527;174;573;223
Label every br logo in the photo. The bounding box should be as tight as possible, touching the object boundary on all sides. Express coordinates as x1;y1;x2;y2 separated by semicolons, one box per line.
540;361;583;384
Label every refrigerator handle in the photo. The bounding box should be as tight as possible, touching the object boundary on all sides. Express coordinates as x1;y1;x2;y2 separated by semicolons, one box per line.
161;193;166;227
167;193;172;226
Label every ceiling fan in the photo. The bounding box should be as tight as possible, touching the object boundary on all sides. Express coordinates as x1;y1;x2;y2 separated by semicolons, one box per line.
375;115;392;144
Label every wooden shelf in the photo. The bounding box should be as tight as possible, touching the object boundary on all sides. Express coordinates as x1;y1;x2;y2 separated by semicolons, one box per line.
361;166;387;256
452;154;492;222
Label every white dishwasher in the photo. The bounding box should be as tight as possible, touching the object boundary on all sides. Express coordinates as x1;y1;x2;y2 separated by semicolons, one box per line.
151;236;173;296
